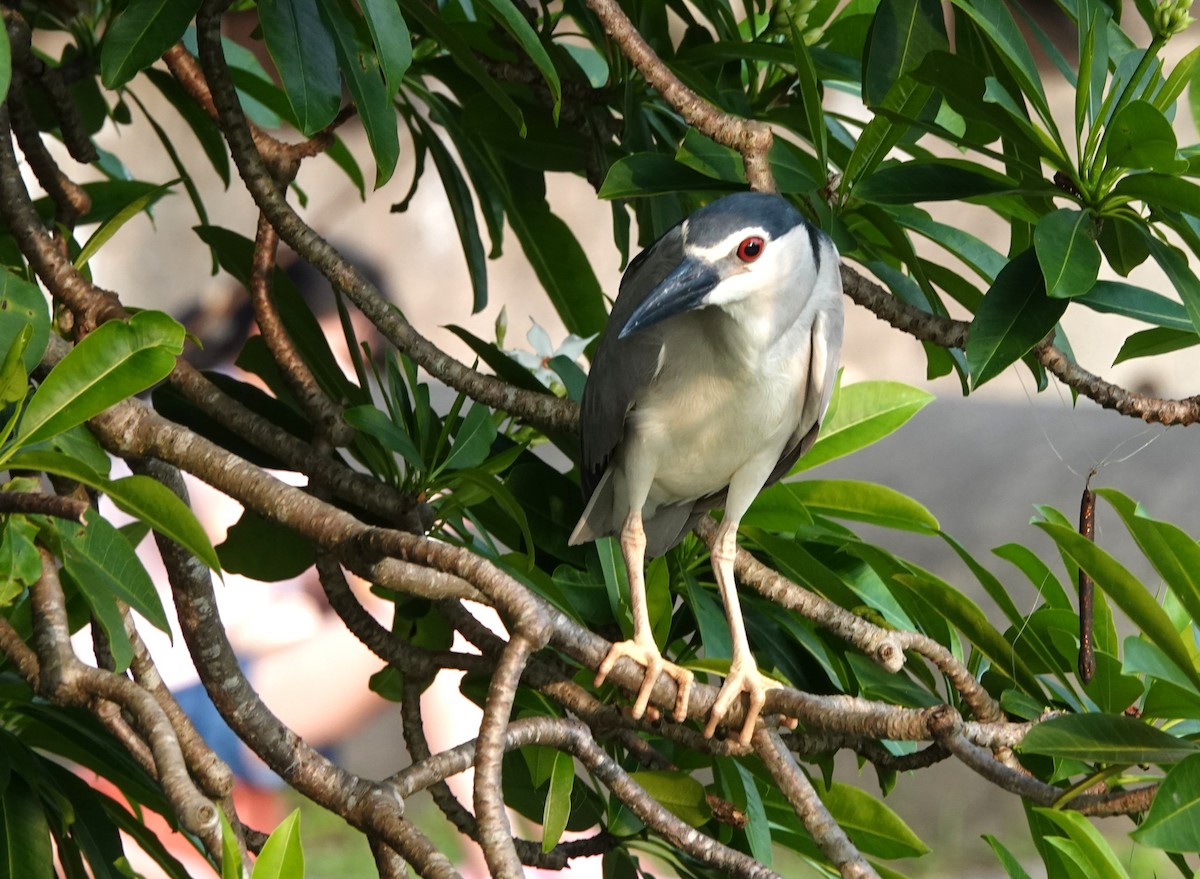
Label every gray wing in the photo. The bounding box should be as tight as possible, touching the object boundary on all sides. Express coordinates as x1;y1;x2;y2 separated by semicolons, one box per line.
579;223;685;501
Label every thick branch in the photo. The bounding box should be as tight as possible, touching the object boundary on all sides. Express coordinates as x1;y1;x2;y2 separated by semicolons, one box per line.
756;728;878;879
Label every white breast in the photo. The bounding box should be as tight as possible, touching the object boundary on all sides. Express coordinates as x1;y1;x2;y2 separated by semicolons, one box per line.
624;307;815;513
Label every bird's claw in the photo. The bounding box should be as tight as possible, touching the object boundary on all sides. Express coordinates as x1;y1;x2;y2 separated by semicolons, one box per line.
595;639;694;722
704;665;787;746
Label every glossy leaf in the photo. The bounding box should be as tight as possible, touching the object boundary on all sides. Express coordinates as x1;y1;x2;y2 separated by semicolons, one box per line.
220;811;242;879
1020;714;1200;764
360;0;412;97
0;775;53;879
397;0;524;136
101;0;202;88
1034;209;1100;299
794;381;934;472
947;0;1051;126
819;780;931;858
967;250;1066;389
0;270;49;376
1104;100;1179;172
260;0;341;135
1112;173;1200;218
218;509;315;581
862;0;947;106
0;22;9;106
1035;809;1132;879
541;751;574;852
855;160;1013;204
473;0;560;119
1131;753;1200;851
251;810;304;879
751;480;939;532
1033;518;1200;690
14;312;184;451
984;834;1034;879
628;771;712;827
439;403;498;473
599;154;735;198
1113;327;1198;364
319;0;400;186
1096;488;1200;634
60;509;170;636
413;114;488;312
1076;281;1191;330
74;179;179;270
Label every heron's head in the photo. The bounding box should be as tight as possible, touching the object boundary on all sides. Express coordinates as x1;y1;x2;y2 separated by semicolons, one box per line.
619;192;833;339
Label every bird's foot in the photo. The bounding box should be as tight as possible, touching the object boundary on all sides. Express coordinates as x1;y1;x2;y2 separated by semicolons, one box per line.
595;638;694;722
704;663;786;746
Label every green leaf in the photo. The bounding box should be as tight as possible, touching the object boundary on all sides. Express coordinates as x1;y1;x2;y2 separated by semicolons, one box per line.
60;509;171;635
13;312;184;451
599;154;736;198
251;810;304;879
0;25;10;107
819;780;930;858
1112;173;1200;218
101;0;202;88
862;0;947;106
628;771;712;827
749;480;939;532
1020;714;1200;764
318;0;400;186
1096;488;1200;639
841;77;934;192
1104;100;1180;172
1143;235;1200;336
967;249;1066;389
0;325;30;407
791;24;827;174
260;0;342;135
344;405;423;470
396;0;524;135
855;160;1014;204
793;381;933;472
1033;518;1200;691
541;750;573;852
984;834;1034;879
0;775;53;879
359;0;412;97
504;187;608;338
218;509;315;582
220;810;243;879
1113;327;1198;364
1035;809;1132;879
473;0;560;120
0;270;50;376
1077;280;1191;330
1034;209;1100;299
413;115;488;313
947;0;1052;127
1132;753;1200;851
439;403;497;473
74;178;179;270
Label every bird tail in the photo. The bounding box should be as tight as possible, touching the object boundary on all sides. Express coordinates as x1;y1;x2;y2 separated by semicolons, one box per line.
568;469;615;546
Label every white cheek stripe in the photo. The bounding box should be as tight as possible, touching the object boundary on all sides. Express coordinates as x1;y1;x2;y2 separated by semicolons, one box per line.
685;226;773;262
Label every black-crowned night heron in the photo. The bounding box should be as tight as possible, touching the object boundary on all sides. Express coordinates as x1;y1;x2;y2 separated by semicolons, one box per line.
570;191;844;745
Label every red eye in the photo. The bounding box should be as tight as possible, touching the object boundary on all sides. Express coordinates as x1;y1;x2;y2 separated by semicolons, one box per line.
737;236;764;262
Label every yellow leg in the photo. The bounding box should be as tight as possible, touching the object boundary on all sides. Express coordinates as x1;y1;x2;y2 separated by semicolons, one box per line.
594;510;694;722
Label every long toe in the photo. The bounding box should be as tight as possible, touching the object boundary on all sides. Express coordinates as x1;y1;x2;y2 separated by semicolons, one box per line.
595;639;693;722
704;667;781;745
